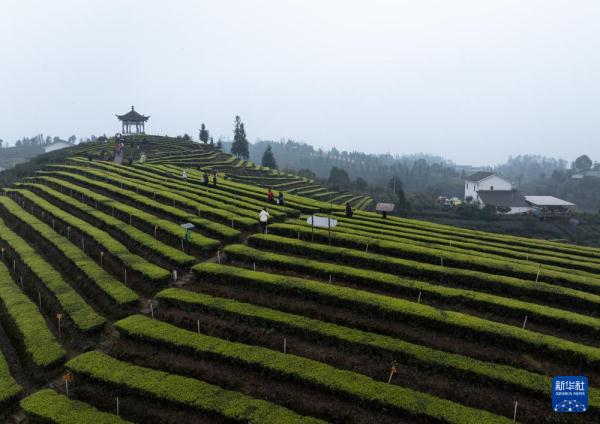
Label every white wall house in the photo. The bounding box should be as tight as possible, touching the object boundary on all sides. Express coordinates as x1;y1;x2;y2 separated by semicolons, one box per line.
464;172;512;203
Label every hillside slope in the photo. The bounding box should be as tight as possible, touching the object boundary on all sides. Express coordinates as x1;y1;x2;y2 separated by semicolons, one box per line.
0;136;597;424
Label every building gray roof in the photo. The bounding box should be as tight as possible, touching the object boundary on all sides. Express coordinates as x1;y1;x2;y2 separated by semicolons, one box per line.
477;190;529;207
465;171;495;182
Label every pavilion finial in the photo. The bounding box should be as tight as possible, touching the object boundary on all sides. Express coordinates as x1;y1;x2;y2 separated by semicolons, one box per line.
131;105;135;110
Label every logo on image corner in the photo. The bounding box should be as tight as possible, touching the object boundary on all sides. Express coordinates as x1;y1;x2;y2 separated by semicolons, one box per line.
552;376;588;413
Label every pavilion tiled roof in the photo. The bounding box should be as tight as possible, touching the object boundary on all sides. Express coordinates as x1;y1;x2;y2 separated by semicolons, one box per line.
116;106;149;122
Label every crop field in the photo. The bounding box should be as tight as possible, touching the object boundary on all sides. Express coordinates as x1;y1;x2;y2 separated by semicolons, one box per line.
0;136;597;423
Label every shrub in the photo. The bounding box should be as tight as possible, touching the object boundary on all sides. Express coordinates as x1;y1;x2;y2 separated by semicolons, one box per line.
0;262;65;368
20;389;129;424
115;315;513;424
66;351;324;424
192;263;600;368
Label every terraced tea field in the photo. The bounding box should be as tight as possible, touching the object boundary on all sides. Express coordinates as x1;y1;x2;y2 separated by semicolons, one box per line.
0;137;597;423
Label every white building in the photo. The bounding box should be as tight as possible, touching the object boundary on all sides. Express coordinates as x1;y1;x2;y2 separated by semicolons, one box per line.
44;141;73;153
464;172;512;203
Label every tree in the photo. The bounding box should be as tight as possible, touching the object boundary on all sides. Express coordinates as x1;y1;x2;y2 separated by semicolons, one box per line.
0;139;3;148
215;139;223;150
328;166;350;187
261;145;278;169
45;136;52;144
388;176;409;211
353;177;368;191
68;135;77;144
209;137;214;146
231;115;249;160
297;168;316;179
199;123;209;143
574;154;593;171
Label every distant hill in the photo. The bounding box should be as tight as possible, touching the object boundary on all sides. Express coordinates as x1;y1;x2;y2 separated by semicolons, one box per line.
0;144;45;169
222;139;466;197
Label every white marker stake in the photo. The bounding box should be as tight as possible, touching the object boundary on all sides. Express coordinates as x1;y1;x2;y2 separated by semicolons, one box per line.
283;338;287;353
65;380;69;397
217;251;221;264
197;319;200;335
181;238;184;250
231;219;234;228
535;264;541;283
440;257;444;267
81;237;85;251
100;251;104;267
329;275;332;283
13;259;16;272
19;276;23;289
253;262;256;272
38;291;42;309
387;370;394;384
522;315;528;329
172;270;178;281
526;254;529;262
116;397;120;417
417;291;422;304
365;243;369;253
150;303;154;320
129;215;132;225
67;226;70;239
124;269;127;284
1;248;4;260
513;401;518;422
154;226;158;238
297;232;300;240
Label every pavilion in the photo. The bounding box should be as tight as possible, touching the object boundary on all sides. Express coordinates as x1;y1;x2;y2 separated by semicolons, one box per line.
116;106;149;134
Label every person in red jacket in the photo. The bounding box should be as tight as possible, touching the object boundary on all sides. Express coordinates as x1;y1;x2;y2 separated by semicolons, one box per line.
267;188;274;204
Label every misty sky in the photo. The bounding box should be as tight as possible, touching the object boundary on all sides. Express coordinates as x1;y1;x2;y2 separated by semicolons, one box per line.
1;1;599;165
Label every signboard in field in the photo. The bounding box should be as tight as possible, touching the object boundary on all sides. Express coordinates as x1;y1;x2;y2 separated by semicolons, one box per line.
375;203;395;212
306;215;338;228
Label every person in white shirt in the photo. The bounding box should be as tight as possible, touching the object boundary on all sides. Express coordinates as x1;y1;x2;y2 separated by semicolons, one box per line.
182;170;188;181
258;207;269;233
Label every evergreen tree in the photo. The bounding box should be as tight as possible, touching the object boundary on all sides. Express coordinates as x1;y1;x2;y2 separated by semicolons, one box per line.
261;145;278;169
328;166;350;187
231;116;249;160
199;123;209;143
574;154;593;171
209;136;214;146
215;138;222;150
388;176;409;211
